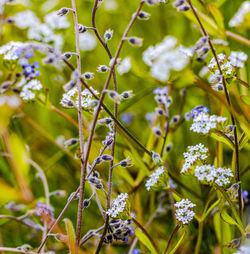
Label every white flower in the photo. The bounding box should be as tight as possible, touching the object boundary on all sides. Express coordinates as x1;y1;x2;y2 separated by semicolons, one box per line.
0;41;23;60
60;87;99;109
181;144;208;174
174;199;195;224
117;57;131;75
12;10;40;29
190;112;227;134
229;1;250;27
228;51;248;68
20;89;36;100
24;80;42;91
145;166;165;191
44;11;70;29
195;165;233;186
143;36;190;82
106;193;128;218
79;32;97;51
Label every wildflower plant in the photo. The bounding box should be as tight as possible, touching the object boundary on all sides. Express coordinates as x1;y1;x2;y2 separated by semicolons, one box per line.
0;0;249;254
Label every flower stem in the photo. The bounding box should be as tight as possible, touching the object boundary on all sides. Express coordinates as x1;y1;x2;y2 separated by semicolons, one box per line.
164;224;181;254
187;0;242;219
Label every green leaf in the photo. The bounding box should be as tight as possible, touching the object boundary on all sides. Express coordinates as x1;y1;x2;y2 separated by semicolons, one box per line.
169;231;186;254
135;228;158;254
201;199;220;221
208;4;225;31
211;132;234;150
241;95;250;106
220;209;245;236
63;218;76;254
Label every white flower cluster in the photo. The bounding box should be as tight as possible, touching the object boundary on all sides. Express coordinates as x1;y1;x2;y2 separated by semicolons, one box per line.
0;41;23;60
190;112;227;134
0;41;50;61
229;1;250;27
181;144;208;174
18;79;43;101
234;243;250;254
145;166;165;191
11;10;70;49
143;36;191;82
194;165;233;187
60;87;99;109
208;53;234;79
228;51;248;68
174;199;195;225
106;193;128;218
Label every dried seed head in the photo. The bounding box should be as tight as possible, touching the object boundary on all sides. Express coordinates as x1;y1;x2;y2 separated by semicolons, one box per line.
104;29;113;41
63;80;77;91
83;199;90;208
63;52;73;60
137;11;151;20
152;127;163;137
64;138;79;147
121;90;134;99
57;7;69;16
155;107;165;115
82;72;94;80
97;65;109;73
146;0;159;6
125;37;143;47
98;117;113;125
120;157;133;167
101;154;113;161
78;24;88;33
166;142;173;152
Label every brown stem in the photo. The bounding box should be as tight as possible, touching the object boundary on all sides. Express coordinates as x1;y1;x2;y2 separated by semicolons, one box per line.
70;0;87;246
187;0;242;219
164;224;181;254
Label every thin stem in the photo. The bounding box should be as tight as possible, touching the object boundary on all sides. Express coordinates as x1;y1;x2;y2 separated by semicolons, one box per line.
164;224;181;254
70;0;86;246
194;222;203;254
0;247;36;254
233;76;250;89
75;0;145;247
0;215;42;231
187;0;242;219
92;0;119;250
36;188;79;253
63;59;151;155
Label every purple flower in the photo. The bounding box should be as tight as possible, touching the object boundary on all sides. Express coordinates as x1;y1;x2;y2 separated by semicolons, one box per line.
128;225;134;236
121;113;134;124
33;61;40;68
24;65;34;74
122;236;129;243
132;249;140;254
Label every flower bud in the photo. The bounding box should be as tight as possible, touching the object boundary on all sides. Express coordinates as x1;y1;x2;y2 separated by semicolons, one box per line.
57;8;69;16
78;24;88;33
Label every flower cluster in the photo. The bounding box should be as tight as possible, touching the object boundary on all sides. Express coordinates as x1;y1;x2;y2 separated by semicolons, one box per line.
194;165;233;187
181;143;209;174
19;79;43;101
106;193;129;218
145;166;166;191
208;54;235;88
60;87;99;109
228;51;248;68
174;199;195;225
104;219;134;244
143;36;191;81
190;111;227;134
